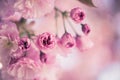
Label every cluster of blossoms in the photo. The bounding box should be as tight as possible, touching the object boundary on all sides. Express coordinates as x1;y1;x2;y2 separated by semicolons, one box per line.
0;21;57;80
57;7;93;52
0;0;94;80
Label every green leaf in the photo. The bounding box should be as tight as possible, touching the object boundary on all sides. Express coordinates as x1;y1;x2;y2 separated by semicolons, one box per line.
78;0;95;7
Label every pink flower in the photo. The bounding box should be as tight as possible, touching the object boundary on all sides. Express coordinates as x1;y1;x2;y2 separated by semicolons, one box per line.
7;58;42;80
0;21;19;41
10;37;31;59
58;32;75;48
18;37;31;51
70;7;85;23
11;40;40;62
36;32;56;50
13;0;55;18
76;35;94;51
81;24;90;35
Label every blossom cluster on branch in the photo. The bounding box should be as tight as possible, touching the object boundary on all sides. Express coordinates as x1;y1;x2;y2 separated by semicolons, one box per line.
0;0;94;80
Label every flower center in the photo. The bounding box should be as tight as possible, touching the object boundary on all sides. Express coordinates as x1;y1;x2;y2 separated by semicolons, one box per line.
43;36;51;46
79;12;84;19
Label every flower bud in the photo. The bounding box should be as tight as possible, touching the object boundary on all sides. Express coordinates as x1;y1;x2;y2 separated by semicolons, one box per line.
40;51;47;63
76;35;94;51
59;32;75;48
81;24;90;35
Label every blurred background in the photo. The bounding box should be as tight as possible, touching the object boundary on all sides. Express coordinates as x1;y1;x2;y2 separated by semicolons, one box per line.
0;0;120;80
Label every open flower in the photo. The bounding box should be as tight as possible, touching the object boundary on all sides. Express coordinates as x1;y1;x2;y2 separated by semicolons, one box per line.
8;58;42;80
10;37;31;59
70;7;85;23
58;32;75;48
13;0;55;19
11;39;40;62
36;32;56;50
18;37;31;51
76;35;94;51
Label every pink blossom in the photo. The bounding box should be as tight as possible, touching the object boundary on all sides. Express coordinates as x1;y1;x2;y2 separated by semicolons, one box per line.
70;7;85;23
81;24;91;35
7;58;42;80
58;32;75;48
76;35;94;51
0;21;19;41
13;0;55;19
11;40;40;62
18;37;31;51
36;32;56;50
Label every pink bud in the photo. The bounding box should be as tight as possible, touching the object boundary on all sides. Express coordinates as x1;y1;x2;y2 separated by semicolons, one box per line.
70;7;85;23
58;32;75;48
76;35;94;51
40;51;47;63
39;51;56;65
81;24;90;35
36;32;56;50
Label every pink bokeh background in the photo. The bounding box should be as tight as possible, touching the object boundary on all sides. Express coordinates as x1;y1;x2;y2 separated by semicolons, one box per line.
0;0;120;80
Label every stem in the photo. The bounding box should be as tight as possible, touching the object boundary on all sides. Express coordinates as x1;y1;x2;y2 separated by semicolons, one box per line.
22;26;31;38
55;7;69;33
16;18;34;38
54;7;63;13
62;13;67;33
65;17;78;35
55;9;58;37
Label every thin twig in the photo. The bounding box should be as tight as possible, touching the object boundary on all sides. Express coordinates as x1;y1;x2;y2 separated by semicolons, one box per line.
62;13;67;33
54;7;63;13
55;9;58;37
65;17;78;35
